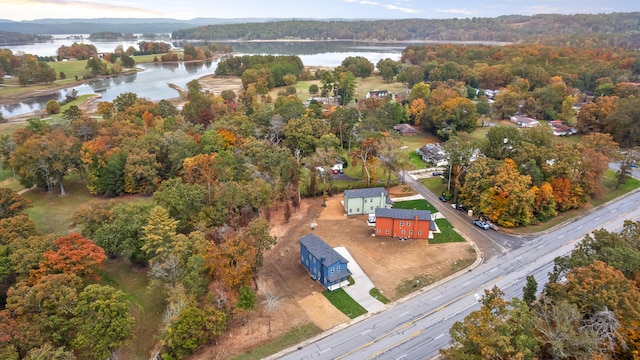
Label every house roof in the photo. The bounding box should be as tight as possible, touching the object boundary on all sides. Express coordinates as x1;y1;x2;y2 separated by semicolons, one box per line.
417;144;446;161
299;234;349;268
344;187;387;200
367;90;388;97
510;116;539;124
393;124;418;133
375;208;432;221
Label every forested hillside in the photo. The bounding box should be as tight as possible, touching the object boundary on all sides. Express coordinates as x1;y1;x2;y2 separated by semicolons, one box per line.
172;13;640;47
0;31;51;46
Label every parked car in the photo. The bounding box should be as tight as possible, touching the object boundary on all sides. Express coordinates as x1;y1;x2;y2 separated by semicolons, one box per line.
474;220;490;230
455;204;465;212
631;163;638;168
439;195;447;202
432;171;443;176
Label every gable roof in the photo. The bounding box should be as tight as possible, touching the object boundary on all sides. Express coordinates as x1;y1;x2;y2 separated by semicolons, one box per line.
299;234;348;267
367;90;389;97
375;208;432;221
393;123;418;134
344;187;387;200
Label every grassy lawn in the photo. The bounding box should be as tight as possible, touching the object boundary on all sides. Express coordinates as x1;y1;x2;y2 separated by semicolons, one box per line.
50;60;91;81
322;288;367;319
392;198;437;213
431;218;466;244
395;274;436;298
101;257;165;359
354;75;408;97
420;177;446;197
408;152;426;170
21;173;96;235
231;323;322;360
369;288;390;304
20;173;152;236
0;122;29;137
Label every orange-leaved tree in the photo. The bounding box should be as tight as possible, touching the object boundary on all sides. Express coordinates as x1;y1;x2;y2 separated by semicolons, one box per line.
29;233;106;283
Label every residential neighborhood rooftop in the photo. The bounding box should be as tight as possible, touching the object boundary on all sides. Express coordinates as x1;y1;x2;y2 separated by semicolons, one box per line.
344;187;387;200
299;234;349;267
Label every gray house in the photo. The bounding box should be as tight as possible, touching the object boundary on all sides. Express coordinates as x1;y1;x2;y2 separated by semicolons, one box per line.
343;187;392;215
299;234;351;291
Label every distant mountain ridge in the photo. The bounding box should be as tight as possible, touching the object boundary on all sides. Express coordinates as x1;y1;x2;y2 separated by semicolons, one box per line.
0;17;286;34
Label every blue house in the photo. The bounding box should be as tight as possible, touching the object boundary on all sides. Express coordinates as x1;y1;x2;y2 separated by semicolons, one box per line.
299;234;351;291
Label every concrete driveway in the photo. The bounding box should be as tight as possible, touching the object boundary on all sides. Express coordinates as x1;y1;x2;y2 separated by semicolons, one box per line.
334;246;385;313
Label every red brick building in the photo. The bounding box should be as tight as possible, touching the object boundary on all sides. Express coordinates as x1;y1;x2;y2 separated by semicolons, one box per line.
374;208;435;240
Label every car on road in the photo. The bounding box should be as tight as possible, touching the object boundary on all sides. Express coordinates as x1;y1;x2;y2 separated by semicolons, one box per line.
631;163;638;168
439;195;447;202
474;220;490;230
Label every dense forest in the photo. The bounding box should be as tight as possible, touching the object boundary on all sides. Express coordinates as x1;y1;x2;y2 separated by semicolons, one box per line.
172;13;640;47
0;31;51;46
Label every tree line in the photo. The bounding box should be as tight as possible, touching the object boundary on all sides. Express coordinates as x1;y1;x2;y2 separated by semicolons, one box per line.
171;13;640;48
442;220;640;359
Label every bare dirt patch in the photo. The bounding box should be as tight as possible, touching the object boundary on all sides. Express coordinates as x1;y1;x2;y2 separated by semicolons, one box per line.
198;75;244;95
189;186;476;360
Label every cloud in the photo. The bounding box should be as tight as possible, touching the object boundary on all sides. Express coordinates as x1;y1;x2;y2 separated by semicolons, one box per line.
386;4;421;14
435;8;474;16
361;1;380;5
4;0;166;17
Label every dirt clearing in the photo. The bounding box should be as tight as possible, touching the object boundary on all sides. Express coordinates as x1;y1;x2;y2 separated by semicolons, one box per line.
189;186;476;360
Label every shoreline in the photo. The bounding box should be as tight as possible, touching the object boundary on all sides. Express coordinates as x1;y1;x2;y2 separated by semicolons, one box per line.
0;55;227;121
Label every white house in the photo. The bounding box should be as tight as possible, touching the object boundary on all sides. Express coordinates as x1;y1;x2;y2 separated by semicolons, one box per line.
416;144;448;167
510;115;540;128
343;187;392;215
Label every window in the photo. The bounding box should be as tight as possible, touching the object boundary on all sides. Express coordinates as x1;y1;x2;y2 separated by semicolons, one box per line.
409;230;413;235
407;221;411;226
331;268;335;273
337;265;340;271
364;199;367;203
300;255;303;262
418;230;422;236
385;229;390;234
399;221;404;226
349;208;352;213
402;229;406;234
377;229;381;234
357;208;360;212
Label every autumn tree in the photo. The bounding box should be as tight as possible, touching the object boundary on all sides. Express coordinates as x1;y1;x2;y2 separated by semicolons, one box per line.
160;303;226;360
492;88;521;120
30;233;106;283
141;206;184;262
123;147;160;195
377;135;410;192
430;96;478;139
153;178;206;234
71;284;135;360
0;188;31;219
479;159;536;227
545;261;640;356
376;58;400;82
206;230;258;291
350;137;379;187
9;129;80;195
5;273;84;352
442;286;540;359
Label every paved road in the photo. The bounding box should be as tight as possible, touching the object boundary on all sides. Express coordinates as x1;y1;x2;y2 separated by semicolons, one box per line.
402;172;533;259
275;177;640;360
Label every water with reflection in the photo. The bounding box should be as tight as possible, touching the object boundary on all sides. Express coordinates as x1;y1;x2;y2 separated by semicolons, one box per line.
1;39;405;117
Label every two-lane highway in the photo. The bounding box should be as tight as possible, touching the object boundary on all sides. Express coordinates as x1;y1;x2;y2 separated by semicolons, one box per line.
276;183;640;360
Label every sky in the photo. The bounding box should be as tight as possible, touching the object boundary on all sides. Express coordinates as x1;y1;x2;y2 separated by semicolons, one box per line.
0;0;637;21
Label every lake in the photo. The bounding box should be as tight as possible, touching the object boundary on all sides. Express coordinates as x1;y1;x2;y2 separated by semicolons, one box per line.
1;38;406;117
